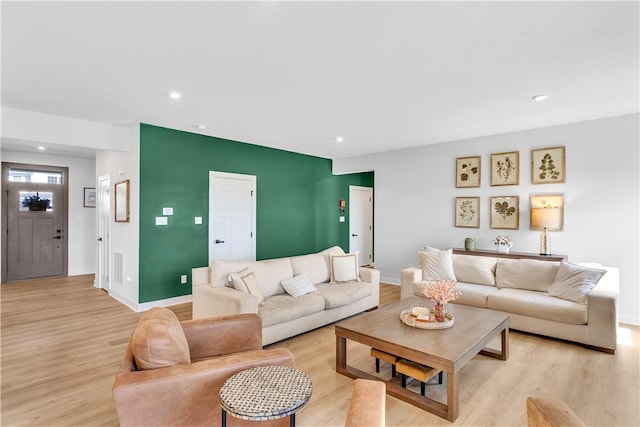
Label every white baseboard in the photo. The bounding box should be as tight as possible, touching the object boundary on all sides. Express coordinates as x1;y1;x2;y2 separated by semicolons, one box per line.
108;290;192;313
381;276;400;285
619;313;640;326
109;290;138;311
136;294;193;312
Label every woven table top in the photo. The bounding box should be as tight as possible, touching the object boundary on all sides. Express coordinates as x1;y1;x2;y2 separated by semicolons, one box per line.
219;365;313;421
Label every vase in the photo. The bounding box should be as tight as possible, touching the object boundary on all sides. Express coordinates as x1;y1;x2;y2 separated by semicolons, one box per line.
497;244;509;254
464;238;475;251
434;302;446;322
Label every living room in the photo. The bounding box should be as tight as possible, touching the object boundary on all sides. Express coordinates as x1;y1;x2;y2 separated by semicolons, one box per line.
1;1;639;426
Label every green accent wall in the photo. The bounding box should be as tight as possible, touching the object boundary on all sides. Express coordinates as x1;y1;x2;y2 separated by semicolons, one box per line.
139;124;374;303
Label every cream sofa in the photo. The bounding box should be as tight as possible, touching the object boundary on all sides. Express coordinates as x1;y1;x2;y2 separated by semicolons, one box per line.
192;246;380;345
401;249;619;353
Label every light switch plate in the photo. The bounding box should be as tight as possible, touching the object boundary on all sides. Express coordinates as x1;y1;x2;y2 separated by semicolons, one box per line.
155;217;168;226
339;216;345;222
195;216;202;224
163;207;174;215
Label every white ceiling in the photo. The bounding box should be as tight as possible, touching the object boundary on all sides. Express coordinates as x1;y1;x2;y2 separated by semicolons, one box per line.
2;1;638;160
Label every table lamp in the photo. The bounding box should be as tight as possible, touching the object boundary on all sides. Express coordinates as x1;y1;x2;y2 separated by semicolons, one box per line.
530;207;562;255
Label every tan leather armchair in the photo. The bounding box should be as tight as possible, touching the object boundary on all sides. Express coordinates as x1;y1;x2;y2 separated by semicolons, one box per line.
113;309;295;427
345;379;386;427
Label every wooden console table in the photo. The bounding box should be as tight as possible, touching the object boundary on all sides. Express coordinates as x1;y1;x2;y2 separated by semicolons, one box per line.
452;248;567;262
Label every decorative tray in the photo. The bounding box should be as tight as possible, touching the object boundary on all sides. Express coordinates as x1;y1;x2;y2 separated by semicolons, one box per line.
400;308;454;329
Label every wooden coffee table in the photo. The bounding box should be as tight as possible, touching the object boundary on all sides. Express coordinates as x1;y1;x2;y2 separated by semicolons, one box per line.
335;297;509;422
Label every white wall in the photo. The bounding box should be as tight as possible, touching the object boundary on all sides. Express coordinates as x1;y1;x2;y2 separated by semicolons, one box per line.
95;126;140;309
0;150;97;276
334;114;640;325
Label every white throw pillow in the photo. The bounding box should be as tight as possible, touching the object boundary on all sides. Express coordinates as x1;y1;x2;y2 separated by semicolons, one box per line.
330;253;361;284
281;273;317;297
229;270;264;304
548;261;606;304
419;247;456;282
229;268;251;293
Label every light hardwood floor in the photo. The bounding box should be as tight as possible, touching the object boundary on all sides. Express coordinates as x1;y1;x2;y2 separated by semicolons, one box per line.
1;275;638;426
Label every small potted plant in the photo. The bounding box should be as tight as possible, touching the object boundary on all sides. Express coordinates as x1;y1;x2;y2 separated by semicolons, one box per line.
22;193;51;211
494;235;513;253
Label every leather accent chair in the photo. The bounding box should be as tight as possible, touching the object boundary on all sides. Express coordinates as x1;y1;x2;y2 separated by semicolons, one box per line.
113;309;295;427
345;379;386;427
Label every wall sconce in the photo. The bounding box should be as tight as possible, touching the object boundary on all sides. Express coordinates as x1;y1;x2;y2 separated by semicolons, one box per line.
530;195;564;255
339;198;346;214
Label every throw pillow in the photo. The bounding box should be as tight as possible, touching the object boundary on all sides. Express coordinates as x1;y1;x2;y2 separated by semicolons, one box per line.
548;261;607;304
419;247;456;282
131;307;191;370
281;272;317;297
229;268;251;293
330;253;361;284
229;270;264;304
240;272;264;305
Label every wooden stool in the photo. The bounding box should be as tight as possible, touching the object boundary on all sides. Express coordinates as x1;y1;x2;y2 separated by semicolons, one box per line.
396;359;443;396
370;348;398;377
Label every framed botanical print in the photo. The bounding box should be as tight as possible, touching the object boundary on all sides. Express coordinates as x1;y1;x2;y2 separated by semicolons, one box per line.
490;196;519;229
532;146;565;184
455;197;480;228
114;179;130;223
491;151;519;186
455;156;481;188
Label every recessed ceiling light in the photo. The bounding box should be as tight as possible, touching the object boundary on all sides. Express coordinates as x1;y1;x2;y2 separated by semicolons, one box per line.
37;146;46;150
196;124;207;130
169;91;182;100
532;94;548;102
335;136;345;143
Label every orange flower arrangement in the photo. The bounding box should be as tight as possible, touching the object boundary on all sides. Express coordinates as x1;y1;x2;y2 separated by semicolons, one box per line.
422;279;461;305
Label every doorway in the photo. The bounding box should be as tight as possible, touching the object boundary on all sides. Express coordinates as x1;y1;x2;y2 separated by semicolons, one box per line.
349;186;373;266
96;175;110;290
208;171;256;264
2;162;69;282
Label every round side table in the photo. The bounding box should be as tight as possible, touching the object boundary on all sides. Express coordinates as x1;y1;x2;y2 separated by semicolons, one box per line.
219;365;313;427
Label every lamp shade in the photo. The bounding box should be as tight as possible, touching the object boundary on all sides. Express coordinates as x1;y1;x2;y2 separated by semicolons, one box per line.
531;207;562;231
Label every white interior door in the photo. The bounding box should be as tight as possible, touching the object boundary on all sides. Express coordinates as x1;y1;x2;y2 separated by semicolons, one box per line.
97;175;110;290
349;186;373;266
209;171;256;263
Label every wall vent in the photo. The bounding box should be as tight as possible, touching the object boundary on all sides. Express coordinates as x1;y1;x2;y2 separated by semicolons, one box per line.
113;252;125;285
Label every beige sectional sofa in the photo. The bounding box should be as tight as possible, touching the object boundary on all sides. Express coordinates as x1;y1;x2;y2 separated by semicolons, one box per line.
192;246;380;345
401;248;619;353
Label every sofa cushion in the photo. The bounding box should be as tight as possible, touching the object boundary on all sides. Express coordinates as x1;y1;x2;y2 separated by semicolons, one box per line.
314;282;372;309
131;307;191;370
330;253;361;284
450;282;500;308
229;268;251;293
452;254;497;286
258;293;326;327
487;288;587;325
548;261;607;304
250;258;294;298
210;259;252;287
419;247;456;282
281;272;317;297
495;259;560;292
290;253;332;285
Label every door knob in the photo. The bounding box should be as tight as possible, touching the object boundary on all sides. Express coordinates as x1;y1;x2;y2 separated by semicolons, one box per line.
215;239;225;244
97;237;103;242
53;236;62;239
352;234;358;237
